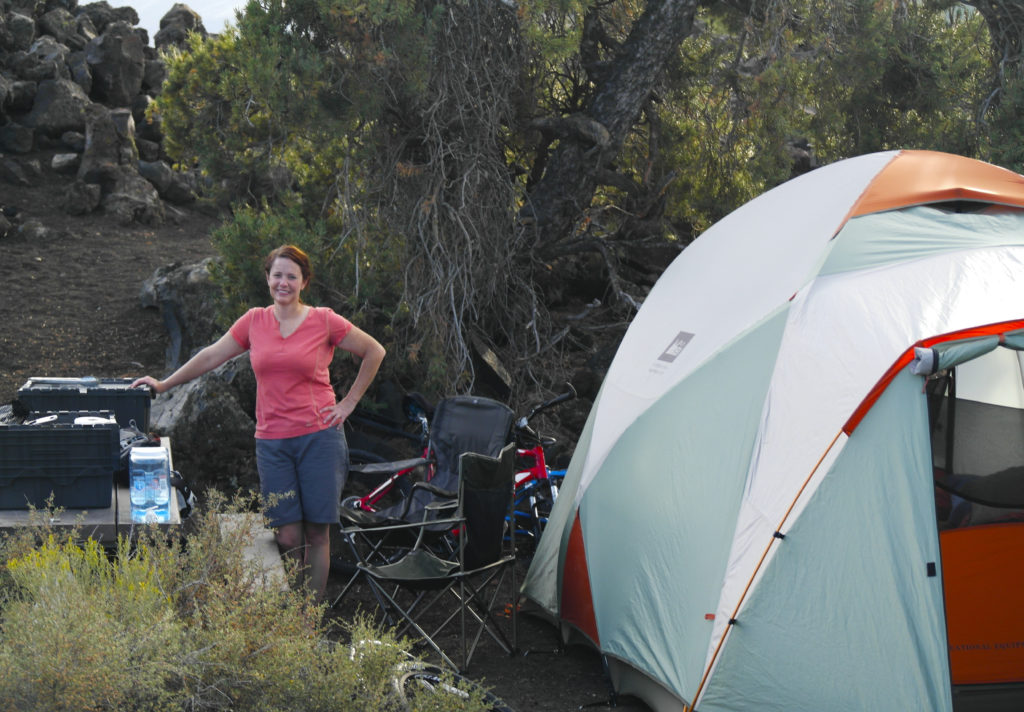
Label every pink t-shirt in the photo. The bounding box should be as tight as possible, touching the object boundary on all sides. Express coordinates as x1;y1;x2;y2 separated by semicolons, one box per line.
229;306;353;439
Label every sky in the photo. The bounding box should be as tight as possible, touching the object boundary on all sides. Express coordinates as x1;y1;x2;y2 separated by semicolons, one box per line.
130;0;242;39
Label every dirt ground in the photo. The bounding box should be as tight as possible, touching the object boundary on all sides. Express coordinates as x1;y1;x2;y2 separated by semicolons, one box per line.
324;555;650;712
0;152;652;712
0;151;218;401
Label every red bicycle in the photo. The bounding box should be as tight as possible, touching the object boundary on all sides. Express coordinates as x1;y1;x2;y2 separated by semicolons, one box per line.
508;384;577;549
343;393;434;513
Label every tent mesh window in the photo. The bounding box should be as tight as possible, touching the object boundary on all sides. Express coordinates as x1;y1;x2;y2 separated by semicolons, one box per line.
927;356;1024;529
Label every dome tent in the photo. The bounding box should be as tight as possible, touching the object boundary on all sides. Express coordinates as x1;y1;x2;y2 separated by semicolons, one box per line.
522;150;1024;711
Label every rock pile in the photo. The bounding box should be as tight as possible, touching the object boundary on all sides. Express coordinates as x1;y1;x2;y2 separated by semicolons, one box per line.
0;0;209;225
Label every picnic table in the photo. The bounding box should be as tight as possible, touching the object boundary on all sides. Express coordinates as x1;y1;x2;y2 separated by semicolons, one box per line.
0;437;182;543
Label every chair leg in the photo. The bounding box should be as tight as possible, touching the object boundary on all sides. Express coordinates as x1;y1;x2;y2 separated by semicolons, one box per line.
459;569;516;666
330;570;360;609
364;577;461;671
436;567;515;669
332;529;405;610
330;533;363;609
361;567;514;672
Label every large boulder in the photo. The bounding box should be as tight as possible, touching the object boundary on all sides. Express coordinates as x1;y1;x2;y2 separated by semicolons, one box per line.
63;177;101;213
77;100;129;186
138;259;262;495
141;57;166;94
139;158;196;204
153;3;205;51
162;168;197;204
21;78;90;136
13;35;71;81
103;167;164;224
60;128;85;150
7;80;37;112
68;49;92;93
148;355;258;496
85;19;144;106
75;1;137;33
76;103;164;223
137;156;172;193
139;257;223;370
0;120;34;152
74;11;98;43
5;12;36;52
38;7;79;46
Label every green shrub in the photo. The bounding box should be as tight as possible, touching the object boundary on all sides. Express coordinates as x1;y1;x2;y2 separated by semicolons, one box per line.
0;495;493;711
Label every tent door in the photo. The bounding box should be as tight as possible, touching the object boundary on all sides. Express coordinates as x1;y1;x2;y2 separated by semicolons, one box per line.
927;348;1024;687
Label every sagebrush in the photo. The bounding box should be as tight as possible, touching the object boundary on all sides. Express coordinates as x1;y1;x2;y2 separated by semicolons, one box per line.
0;495;493;712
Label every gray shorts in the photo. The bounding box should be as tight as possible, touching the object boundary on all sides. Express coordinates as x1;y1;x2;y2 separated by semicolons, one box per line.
254;427;348;527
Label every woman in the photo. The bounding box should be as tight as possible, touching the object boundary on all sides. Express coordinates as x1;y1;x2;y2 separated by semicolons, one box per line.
133;244;385;601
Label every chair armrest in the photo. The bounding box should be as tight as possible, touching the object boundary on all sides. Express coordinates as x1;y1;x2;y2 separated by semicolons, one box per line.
341;515;464;538
349;456;432;476
399;480;457;519
411;481;457;499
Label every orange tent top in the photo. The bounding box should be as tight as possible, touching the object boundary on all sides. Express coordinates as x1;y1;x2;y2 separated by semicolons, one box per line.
849;150;1024;218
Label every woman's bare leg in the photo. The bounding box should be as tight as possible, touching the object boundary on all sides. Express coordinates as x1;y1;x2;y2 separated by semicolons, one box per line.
275;521;307;588
303;521;331;601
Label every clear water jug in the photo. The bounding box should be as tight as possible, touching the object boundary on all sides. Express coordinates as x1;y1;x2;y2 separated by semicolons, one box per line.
129;447;171;523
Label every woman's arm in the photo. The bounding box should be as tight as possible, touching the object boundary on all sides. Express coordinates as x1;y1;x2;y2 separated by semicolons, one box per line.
321;326;386;427
132;332;247;394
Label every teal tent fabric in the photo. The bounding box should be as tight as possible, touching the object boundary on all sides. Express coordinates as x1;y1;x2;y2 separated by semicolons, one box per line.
822;205;1024;276
580;310;787;700
1003;329;1024;351
698;370;950;711
911;336;1002;375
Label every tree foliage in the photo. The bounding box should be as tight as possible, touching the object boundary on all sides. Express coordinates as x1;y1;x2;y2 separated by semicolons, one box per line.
156;0;1013;405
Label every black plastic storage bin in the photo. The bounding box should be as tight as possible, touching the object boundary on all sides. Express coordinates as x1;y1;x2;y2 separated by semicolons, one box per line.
0;411;119;509
16;377;152;431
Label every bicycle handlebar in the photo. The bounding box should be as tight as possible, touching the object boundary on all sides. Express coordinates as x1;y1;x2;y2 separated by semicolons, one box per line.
515;382;577;432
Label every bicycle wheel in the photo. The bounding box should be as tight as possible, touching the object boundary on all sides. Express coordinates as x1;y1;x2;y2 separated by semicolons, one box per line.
395;664;515;712
529;471;565;542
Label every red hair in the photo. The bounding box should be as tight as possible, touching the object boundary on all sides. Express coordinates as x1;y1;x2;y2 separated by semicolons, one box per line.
264;244;313;283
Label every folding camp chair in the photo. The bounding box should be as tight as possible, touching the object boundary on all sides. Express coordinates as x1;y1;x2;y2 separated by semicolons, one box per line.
357;442;518;671
333;395;515;607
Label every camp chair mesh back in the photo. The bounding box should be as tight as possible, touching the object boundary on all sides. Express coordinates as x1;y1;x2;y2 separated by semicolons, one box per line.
333;396;514;609
357;442;518;671
461;444;516;570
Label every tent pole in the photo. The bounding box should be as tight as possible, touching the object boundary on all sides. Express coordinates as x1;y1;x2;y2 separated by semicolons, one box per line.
686;429;844;710
945;370;956;477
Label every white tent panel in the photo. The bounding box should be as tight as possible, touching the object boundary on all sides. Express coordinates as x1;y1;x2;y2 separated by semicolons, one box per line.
580;152;898;500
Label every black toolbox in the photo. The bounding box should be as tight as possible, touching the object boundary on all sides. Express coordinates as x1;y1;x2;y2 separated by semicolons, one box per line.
0;411;119;509
16;377;152;431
